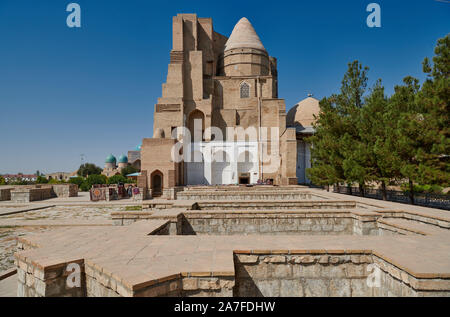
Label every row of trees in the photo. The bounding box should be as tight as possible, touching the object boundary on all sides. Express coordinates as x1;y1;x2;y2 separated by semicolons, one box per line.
0;163;137;191
76;163;138;178
73;163;138;191
69;174;135;192
307;35;449;203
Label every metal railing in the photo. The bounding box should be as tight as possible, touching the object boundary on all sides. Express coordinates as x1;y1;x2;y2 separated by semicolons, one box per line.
333;185;450;211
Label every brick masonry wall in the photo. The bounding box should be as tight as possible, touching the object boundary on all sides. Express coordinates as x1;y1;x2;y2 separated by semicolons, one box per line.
51;184;78;198
177;191;311;201
0;187;12;201
11;187;53;203
14;249;450;296
234;253;450;297
196;201;357;210
16;258;86;297
85;261;235;297
182;216;356;235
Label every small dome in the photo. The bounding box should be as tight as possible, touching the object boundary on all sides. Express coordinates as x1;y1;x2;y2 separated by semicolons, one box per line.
154;128;165;139
287;97;320;128
134;145;142;151
105;154;116;164
224;17;266;52
118;155;128;163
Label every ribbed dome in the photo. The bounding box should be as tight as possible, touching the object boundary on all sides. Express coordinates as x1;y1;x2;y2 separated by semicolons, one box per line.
105;154;116;164
287;97;320;128
118;155;128;163
224;17;266;52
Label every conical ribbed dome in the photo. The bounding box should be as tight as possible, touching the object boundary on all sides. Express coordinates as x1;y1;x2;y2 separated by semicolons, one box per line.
224;17;266;51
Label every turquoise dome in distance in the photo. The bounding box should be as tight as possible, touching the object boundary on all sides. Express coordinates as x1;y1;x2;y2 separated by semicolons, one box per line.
118;155;128;163
105;154;116;164
134;145;142;151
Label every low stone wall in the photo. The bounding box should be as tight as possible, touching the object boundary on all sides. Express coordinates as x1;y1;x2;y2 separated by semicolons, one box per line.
51;184;78;198
177;190;312;201
162;187;184;200
181;213;377;236
16;257;85;297
0;187;12;201
196;201;357;211
18;251;448;297
234;252;450;297
85;262;234;297
11;187;53;203
184;185;303;191
112;210;380;236
7;184;78;202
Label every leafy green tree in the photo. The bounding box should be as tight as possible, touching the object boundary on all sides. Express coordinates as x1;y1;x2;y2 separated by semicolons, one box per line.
307;96;345;187
308;36;449;204
357;80;400;200
36;176;49;184
0;176;6;185
107;175;129;185
416;35;450;187
120;165;138;177
77;163;102;177
69;177;84;187
386;76;424;204
338;61;370;195
86;174;107;186
79;174;107;192
308;61;370;193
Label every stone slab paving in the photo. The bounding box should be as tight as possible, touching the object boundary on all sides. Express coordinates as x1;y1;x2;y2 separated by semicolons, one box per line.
0;206;129;273
0;275;17;297
13;218;450;295
0;205;55;217
0;226;52;272
4;188;450;296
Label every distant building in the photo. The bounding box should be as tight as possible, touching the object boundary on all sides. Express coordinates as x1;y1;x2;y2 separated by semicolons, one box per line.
46;172;73;182
2;174;37;182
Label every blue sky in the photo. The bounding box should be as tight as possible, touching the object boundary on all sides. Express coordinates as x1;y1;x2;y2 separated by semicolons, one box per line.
0;0;448;174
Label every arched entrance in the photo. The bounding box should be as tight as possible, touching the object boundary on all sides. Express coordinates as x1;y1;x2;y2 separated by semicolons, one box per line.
238;151;256;184
188;110;205;142
211;150;232;185
151;170;163;197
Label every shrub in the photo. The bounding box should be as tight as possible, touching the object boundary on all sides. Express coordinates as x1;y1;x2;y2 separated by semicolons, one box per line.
401;183;443;194
36;176;48;184
79;181;91;192
0;176;5;185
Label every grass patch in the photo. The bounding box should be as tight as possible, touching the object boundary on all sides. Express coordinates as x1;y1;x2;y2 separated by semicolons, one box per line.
124;205;142;211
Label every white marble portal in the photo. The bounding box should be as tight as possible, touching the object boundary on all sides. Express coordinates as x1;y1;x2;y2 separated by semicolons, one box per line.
185;141;260;185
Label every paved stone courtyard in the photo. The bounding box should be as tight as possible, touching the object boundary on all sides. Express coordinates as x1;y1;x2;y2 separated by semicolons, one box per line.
1;187;449;297
0;205;130;272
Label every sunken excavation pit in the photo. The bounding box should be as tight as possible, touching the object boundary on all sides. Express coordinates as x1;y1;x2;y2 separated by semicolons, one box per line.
13;188;450;297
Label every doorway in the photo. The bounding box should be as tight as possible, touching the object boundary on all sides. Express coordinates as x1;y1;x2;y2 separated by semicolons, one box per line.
151;171;163;197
